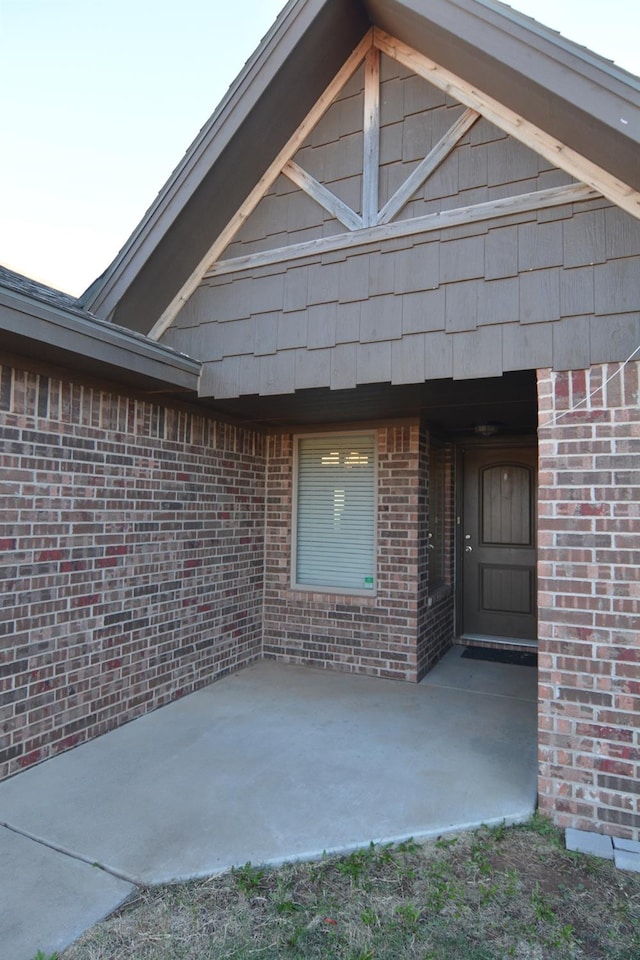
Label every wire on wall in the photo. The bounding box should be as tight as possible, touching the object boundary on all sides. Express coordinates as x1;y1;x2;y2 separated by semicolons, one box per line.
541;344;640;428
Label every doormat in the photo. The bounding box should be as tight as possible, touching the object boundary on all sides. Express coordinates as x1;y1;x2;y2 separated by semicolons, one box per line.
461;646;538;667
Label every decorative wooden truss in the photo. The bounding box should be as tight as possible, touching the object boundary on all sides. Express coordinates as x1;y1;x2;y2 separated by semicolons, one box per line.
149;27;638;339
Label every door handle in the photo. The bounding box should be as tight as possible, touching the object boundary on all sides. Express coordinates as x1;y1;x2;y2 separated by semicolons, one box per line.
465;545;473;552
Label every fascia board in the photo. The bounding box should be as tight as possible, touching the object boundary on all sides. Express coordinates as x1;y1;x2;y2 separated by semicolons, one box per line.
81;0;334;319
464;0;640;130
365;0;640;181
471;0;640;92
0;287;201;391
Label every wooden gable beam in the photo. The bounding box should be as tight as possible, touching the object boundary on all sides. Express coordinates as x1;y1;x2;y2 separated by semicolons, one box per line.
377;107;480;225
148;28;374;341
373;28;640;222
362;47;381;227
283;160;363;231
205;182;598;278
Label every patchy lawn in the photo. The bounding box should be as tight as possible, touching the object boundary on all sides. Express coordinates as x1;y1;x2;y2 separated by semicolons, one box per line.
60;816;640;960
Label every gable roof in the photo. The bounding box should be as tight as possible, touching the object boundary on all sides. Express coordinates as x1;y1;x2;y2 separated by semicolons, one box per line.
81;0;640;335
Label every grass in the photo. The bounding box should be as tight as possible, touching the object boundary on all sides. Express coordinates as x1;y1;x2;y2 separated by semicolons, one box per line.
58;816;640;960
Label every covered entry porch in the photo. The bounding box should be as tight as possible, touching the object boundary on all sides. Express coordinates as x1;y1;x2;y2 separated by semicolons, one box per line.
1;646;537;956
229;370;540;682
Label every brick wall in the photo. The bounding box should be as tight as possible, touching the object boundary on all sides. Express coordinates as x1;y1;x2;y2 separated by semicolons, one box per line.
537;361;640;840
417;434;455;680
263;425;428;681
0;360;265;780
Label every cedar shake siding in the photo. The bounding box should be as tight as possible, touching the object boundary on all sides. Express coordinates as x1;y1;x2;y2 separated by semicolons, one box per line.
0;360;265;781
161;53;640;397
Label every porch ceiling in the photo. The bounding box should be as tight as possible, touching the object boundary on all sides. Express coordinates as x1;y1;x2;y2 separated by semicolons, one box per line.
198;369;538;435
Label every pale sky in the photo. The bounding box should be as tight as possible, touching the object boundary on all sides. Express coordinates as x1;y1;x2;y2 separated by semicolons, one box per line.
1;0;638;297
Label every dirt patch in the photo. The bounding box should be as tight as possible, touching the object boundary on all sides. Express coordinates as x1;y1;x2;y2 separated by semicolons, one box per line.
60;816;640;960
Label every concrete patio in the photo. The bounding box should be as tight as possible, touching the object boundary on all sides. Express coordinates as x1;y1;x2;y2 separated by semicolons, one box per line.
0;645;538;959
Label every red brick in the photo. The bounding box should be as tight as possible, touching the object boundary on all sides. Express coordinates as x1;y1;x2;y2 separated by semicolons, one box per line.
17;749;42;768
37;549;63;561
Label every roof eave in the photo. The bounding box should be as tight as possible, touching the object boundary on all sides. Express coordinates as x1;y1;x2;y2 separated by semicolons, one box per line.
0;285;201;393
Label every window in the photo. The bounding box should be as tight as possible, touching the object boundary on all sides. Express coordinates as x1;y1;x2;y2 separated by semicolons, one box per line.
293;433;376;592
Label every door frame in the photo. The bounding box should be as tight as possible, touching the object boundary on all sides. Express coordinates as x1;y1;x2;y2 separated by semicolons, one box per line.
454;434;538;647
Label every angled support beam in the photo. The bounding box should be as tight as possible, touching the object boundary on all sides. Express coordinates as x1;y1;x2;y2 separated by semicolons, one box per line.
283;160;363;230
148;28;374;340
362;47;380;228
205;182;598;278
373;28;640;222
378;108;480;225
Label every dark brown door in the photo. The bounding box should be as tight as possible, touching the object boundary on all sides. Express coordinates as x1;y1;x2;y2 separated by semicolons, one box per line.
462;445;537;642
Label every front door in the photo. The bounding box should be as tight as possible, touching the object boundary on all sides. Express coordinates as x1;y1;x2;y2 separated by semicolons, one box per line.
461;444;537;643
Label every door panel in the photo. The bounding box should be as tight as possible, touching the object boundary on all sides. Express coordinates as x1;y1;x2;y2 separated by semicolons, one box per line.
462;446;537;642
481;566;534;614
482;465;531;544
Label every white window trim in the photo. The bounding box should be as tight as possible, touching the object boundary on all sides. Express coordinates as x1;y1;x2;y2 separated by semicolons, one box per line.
291;430;378;597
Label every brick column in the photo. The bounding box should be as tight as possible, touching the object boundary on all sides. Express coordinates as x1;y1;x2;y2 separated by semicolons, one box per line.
537;362;640;840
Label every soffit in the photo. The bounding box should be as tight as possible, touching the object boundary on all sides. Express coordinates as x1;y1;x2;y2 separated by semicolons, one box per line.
197;371;538;434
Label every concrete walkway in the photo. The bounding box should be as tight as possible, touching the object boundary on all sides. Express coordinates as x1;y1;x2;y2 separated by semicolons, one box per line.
0;646;537;959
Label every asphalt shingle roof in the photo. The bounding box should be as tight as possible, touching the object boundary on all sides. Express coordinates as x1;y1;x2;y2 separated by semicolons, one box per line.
0;264;92;318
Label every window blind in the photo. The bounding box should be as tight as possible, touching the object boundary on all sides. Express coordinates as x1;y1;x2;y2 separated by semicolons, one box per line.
295;434;375;591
